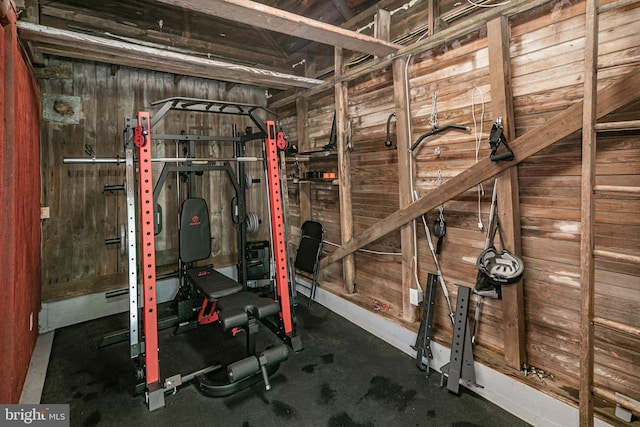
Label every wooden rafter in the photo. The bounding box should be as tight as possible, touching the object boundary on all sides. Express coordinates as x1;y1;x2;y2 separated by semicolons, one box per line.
17;22;323;90
285;0;400;58
40;5;292;69
154;0;401;57
330;0;354;21
320;69;640;268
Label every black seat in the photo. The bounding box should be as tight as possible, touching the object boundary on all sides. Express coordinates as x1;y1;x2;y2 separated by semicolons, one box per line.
294;221;324;305
180;198;243;301
180;197;279;323
180;197;287;397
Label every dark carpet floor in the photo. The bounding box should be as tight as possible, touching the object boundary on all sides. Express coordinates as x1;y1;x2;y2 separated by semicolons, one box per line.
41;295;531;427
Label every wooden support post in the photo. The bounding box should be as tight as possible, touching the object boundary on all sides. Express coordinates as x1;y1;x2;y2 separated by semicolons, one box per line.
392;56;418;323
487;16;526;370
335;47;356;293
374;9;391;44
22;0;43;64
296;95;311;223
296;96;309;153
427;0;440;36
296;58;316;225
579;0;598;425
298;181;311;226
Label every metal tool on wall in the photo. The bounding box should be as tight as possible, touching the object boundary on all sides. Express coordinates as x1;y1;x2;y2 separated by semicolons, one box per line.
385;112;396;148
409;94;469;152
412;273;438;373
472;179;498;344
488;116;514;161
440;285;481;395
433;169;447;255
472;177;525;344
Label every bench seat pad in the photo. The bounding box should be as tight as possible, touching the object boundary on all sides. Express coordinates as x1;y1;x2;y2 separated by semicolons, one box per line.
187;266;243;300
217;292;281;330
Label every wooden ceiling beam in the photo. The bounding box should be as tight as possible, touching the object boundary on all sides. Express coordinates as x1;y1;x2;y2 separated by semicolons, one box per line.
154;0;402;57
285;0;400;58
320;68;640;268
40;5;292;71
17;22;323;90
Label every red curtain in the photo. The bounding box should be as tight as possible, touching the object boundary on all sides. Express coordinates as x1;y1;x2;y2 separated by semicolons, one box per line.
0;3;42;404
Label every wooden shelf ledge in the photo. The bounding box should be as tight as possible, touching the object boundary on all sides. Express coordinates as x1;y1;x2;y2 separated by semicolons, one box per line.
594;120;640;132
593;316;640;338
593;249;640;264
594;185;640;194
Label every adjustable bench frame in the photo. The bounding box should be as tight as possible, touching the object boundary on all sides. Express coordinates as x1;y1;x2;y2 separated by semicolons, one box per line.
122;99;302;411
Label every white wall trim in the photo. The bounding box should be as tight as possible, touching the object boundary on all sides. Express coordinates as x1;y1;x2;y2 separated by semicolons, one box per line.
39;266;236;333
20;331;55;404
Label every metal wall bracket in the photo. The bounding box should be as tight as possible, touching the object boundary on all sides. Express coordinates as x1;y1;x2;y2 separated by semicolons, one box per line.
440;285;481;395
413;273;438;373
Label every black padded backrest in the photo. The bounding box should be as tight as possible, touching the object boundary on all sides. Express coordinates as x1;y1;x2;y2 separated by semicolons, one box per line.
180;198;211;263
294;221;323;274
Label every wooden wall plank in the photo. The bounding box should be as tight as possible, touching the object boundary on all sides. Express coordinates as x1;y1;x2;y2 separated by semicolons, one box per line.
40;58;267;299
276;5;640;420
322;68;640;268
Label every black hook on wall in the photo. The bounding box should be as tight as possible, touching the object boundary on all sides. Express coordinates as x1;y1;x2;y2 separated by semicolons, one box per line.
385;112;396;148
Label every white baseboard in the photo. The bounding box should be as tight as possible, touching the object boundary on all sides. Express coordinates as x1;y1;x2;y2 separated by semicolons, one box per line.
297;282;613;427
19;331;55;404
39;266;237;333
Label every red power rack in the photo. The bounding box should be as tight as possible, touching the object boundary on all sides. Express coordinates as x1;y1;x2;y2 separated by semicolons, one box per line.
134;112;161;392
265;121;293;336
132;112;299;411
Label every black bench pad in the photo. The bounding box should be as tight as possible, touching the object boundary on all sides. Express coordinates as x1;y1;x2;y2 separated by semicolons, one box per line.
187;266;243;300
217;292;281;330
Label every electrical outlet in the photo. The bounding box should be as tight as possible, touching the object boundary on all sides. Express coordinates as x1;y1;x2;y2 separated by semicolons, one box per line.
410;288;423;306
40;207;50;220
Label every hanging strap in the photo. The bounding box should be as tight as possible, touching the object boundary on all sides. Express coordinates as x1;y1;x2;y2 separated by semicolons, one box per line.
487;214;506;250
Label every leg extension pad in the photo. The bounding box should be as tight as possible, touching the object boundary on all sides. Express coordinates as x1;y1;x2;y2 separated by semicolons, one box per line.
228;345;289;390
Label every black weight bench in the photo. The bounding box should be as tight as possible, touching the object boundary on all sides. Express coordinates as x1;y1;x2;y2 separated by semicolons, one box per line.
179;198;287;397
